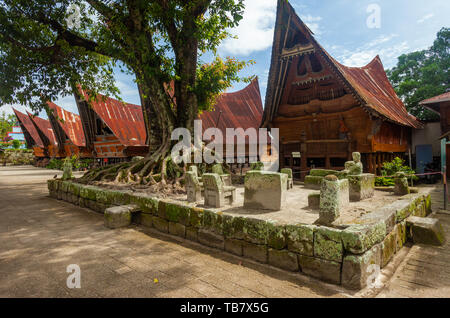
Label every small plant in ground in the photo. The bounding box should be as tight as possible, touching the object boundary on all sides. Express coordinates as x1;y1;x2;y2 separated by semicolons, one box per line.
375;157;418;186
11;139;21;149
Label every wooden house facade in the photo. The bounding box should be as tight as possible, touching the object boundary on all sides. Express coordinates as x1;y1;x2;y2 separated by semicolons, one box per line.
262;1;422;178
75;89;148;164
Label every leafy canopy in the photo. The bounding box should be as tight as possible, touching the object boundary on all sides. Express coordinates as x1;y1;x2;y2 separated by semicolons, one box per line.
387;27;449;121
0;0;253;114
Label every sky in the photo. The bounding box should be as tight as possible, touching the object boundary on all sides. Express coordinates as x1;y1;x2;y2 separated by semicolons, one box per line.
2;0;449;119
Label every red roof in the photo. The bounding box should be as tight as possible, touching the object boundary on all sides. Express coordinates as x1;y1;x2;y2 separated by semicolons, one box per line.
262;0;422;129
199;78;264;144
47;102;86;147
330;55;423;128
12;108;44;147
420;92;450;105
26;112;58;146
77;89;147;146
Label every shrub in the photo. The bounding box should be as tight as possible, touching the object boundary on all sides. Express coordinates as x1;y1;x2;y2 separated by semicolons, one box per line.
375;157;418;186
11;139;21;149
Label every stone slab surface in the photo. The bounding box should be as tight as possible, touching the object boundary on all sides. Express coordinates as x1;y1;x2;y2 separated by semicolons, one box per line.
0;166;349;298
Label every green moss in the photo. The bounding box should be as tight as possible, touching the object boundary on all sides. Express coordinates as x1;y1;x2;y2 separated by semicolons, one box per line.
202;209;223;234
314;227;343;262
341;222;386;254
189;207;204;228
130;195;159;214
165;202;190;225
242;218;268;244
286;224;315;256
266;222;286;249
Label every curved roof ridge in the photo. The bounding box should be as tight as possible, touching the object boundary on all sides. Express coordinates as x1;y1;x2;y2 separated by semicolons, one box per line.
46;101;86;147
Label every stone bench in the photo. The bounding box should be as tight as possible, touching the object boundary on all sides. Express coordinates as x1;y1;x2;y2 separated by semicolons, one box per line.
203;173;236;208
244;171;287;211
185;171;204;202
104;204;141;229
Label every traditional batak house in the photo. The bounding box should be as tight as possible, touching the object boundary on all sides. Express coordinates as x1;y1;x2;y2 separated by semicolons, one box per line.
12;108;45;157
27;111;60;159
74;89;148;165
261;1;422;178
46;102;90;158
199;78;264;166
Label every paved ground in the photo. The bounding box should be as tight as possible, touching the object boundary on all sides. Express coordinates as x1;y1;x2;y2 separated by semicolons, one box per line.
0;166;348;298
376;187;450;298
1;166;449;298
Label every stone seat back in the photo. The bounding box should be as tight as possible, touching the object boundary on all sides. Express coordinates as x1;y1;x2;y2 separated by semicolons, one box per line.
202;173;236;208
185;171;204;202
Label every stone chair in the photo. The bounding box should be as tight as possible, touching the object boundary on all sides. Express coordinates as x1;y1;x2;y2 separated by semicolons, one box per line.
202;173;236;208
189;165;202;182
281;168;294;190
185;171;204;202
211;163;232;186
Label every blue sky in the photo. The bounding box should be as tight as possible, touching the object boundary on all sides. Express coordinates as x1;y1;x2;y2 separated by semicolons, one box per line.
3;0;449;118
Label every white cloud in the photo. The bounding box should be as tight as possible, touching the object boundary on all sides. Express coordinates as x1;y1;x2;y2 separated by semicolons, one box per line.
300;15;323;35
335;33;409;68
220;0;276;56
417;13;434;24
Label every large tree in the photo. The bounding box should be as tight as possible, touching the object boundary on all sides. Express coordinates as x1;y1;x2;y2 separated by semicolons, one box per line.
0;0;252;186
387;27;449;121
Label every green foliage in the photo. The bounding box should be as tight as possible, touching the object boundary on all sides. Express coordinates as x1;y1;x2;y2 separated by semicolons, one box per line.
0;111;16;140
0;0;252;131
11;139;21;149
375;157;418;186
46;155;93;171
387;27;449;120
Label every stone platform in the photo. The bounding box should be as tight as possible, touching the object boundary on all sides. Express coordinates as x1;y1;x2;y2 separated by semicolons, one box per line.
48;179;434;290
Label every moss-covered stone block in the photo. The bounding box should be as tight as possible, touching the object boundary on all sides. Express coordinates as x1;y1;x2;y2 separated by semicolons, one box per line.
242;241;267;263
186;227;198;242
130;194;159;214
348;174;375;202
198;229;224;249
140;213;153;227
314;226;343;262
243;171;287;211
266;222;286;250
395;221;406;252
319;178;349;225
425;194;432;215
268;249;299;271
68;182;82;196
393;198;416;223
304;175;323;189
242;217;268;245
153;216;169;233
189;207;204;228
309;169;343;178
286;224;315;256
342;243;382;290
381;227;397;268
80;185;99;201
406;216;445;246
308;193;320;209
341;222;386;254
201;209;223;234
298;255;341;285
165;202;190;225
169;222;186;238
224;238;243;256
60;181;71;193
